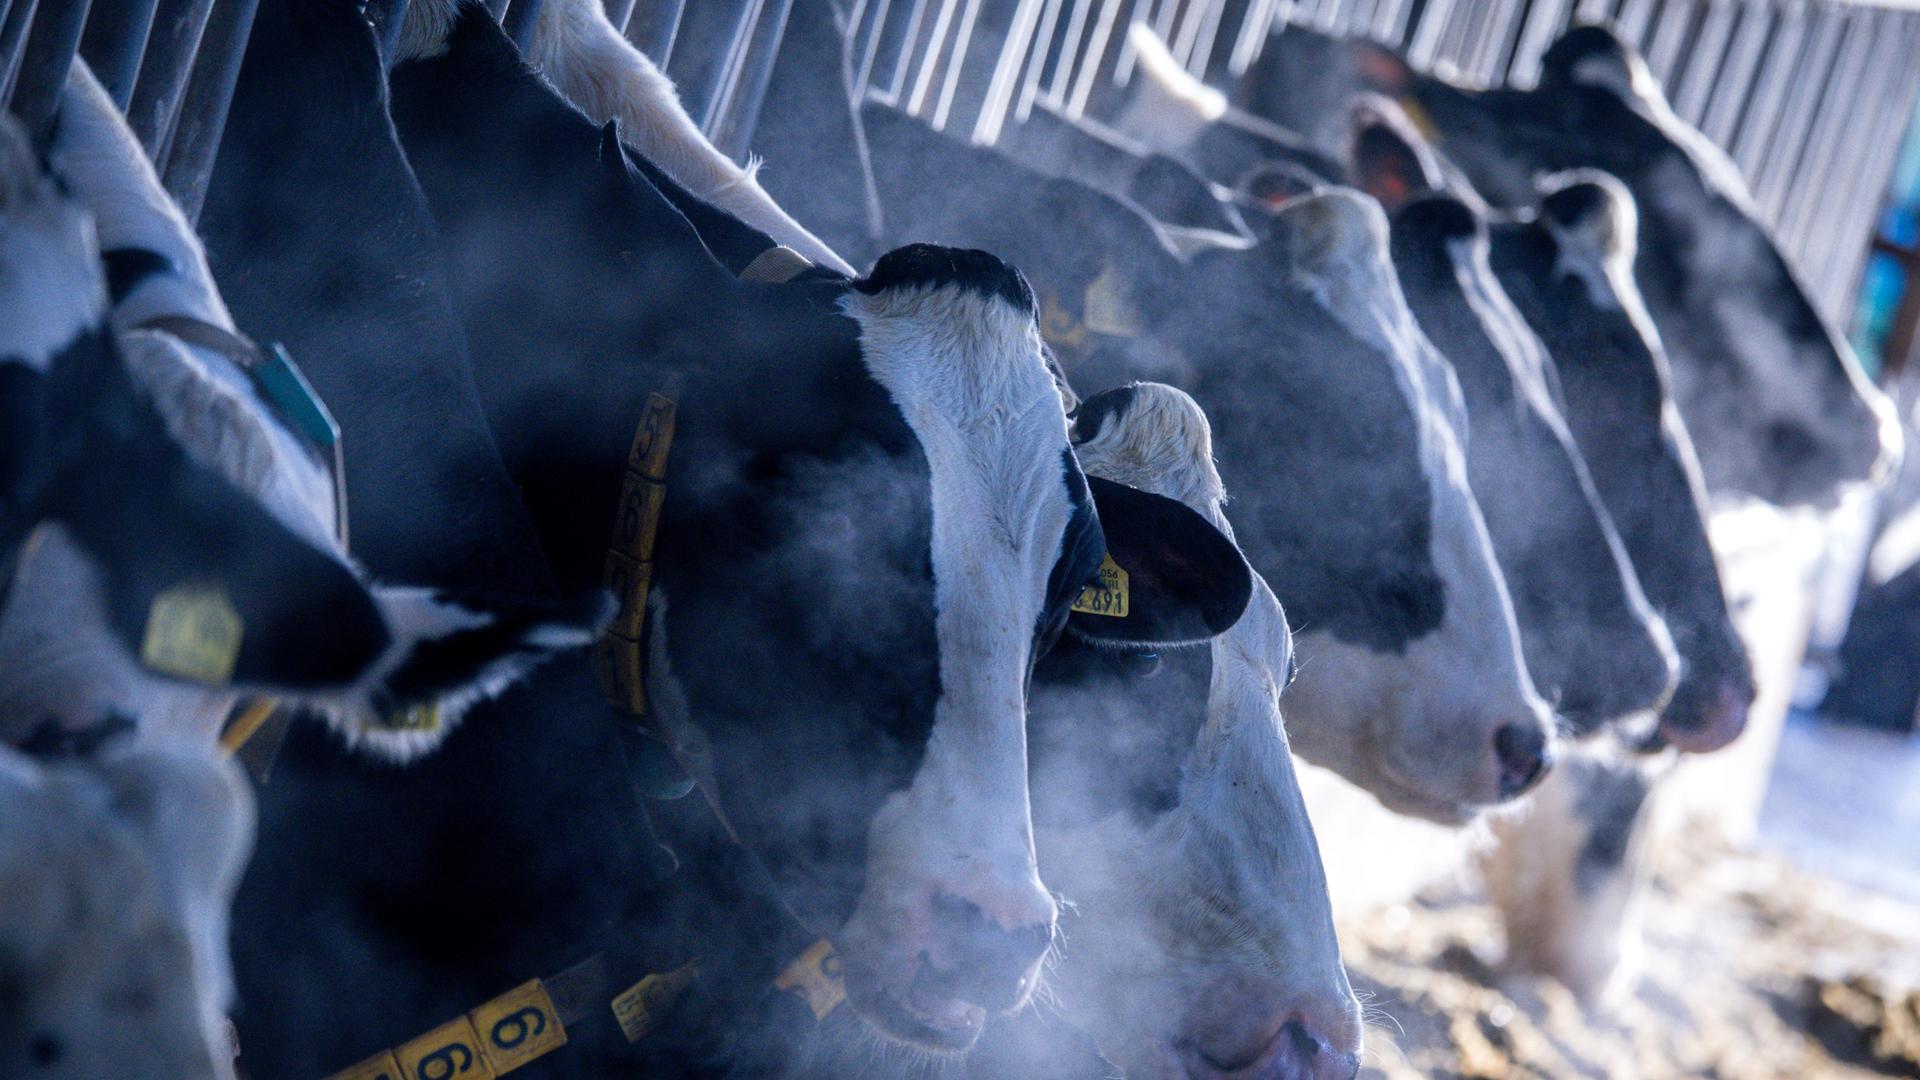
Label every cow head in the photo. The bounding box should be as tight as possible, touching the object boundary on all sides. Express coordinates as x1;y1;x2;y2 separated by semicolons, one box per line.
1213;188;1556;823
649;246;1251;1052
0;742;254;1079
1350;104;1680;736
0;65;599;756
1027;382;1362;1080
1377;25;1900;507
1488;173;1754;753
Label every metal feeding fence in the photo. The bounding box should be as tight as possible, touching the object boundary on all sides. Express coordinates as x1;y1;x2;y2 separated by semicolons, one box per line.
631;0;1920;328
2;0;1915;322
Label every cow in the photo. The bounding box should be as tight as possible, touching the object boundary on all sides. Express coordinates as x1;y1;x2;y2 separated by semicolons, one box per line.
1341;102;1680;737
1024;382;1362;1079
1487;172;1754;754
384;5;1252;1054
762;90;1557;825
392;0;855;277
0;59;602;760
1232;23;1901;508
0;740;254;1079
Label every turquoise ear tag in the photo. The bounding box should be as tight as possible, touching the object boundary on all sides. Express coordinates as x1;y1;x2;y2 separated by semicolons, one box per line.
253;343;349;547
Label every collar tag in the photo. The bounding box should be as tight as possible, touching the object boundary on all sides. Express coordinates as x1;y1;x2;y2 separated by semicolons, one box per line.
609;960;700;1042
1070;553;1130;618
775;938;847;1021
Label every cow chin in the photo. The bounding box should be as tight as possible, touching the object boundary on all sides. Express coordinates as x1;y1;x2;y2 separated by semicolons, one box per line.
837;953;992;1053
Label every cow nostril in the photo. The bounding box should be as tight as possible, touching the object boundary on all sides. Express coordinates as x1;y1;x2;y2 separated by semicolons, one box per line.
925;892;1053;1009
1494;721;1552;799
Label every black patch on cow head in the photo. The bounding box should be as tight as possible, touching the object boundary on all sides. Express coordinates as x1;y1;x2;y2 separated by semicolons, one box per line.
1537;25;1643;102
99;247;172;305
1068;383;1139;446
854;243;1036;317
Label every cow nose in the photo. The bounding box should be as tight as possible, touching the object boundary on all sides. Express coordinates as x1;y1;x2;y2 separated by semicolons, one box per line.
1494;719;1553;799
1194;1019;1362;1080
919;890;1055;1011
1656;677;1752;754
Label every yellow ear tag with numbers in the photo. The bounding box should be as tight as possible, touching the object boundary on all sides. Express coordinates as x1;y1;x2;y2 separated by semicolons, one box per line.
1071;554;1130;618
1082;264;1142;339
140;584;243;684
775;939;846;1021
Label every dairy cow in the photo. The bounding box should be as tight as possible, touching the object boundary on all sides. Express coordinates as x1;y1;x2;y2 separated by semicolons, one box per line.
766;94;1556;824
1233;24;1901;507
386;6;1250;1052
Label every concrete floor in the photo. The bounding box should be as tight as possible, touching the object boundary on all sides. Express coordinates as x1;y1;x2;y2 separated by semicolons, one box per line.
1757;708;1920;906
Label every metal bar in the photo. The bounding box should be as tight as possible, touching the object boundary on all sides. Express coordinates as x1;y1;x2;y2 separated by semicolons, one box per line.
159;0;257;223
79;0;162;108
1816;41;1913;316
978;0;1048;141
503;0;545;47
1464;0;1524;84
0;0;39;108
1671;0;1734;125
660;0;756;128
1753;7;1847;220
1613;0;1658;52
1798;17;1907;293
905;0;962;114
1227;0;1276;74
1016;0;1068;115
12;0;93;145
1406;0;1459;69
125;0;213;156
603;0;635;34
852;0;897;100
1699;1;1771;147
1572;0;1614;28
1066;0;1129;115
623;0;683;61
883;0;934;102
709;0;792;155
1506;0;1572;88
1041;0;1096;104
1732;3;1807;178
930;0;985;130
1642;0;1696;88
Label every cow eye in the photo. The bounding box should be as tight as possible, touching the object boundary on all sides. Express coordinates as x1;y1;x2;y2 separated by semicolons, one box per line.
1115;650;1161;678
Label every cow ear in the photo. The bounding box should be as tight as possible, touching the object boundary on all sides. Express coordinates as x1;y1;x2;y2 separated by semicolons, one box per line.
1070;475;1252;645
1539;25;1654;106
1348;98;1439;212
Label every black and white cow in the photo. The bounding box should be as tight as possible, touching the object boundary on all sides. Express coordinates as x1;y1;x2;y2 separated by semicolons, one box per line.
1342;103;1680;737
385;6;1250;1053
0;740;253;1079
1237;24;1901;508
1487;173;1755;753
768;93;1556;824
1024;382;1362;1079
0;62;599;758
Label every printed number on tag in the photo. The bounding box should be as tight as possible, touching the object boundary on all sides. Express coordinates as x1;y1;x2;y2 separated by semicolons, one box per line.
1070;554;1130;618
775;939;846;1021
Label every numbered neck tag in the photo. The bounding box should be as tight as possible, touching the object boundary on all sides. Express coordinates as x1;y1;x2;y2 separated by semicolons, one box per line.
141;584;244;684
1071;553;1131;618
775;938;847;1021
609;960;700;1043
324;978;566;1080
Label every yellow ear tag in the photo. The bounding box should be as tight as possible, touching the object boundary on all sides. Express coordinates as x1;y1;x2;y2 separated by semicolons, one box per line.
1071;553;1130;618
1397;94;1440;143
469;978;567;1072
775;939;846;1021
395;1015;495;1080
140;584;243;684
609;961;700;1043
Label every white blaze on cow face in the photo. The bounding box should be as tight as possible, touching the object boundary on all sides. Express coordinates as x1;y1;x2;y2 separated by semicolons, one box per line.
1270;190;1556;824
0;743;254;1079
1046;384;1362;1079
832;269;1069;1048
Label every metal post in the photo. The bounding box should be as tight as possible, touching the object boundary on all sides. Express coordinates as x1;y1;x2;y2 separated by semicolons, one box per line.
13;0;94;146
1671;0;1732;125
662;0;757;129
1779;11;1881;263
603;0;635;34
0;0;40;108
1507;0;1574;88
1698;1;1770;147
1731;3;1806;179
709;0;793;155
1752;6;1845;220
624;0;683;62
503;0;544;48
1642;0;1696;89
79;0;162;107
125;0;213;156
158;0;256;223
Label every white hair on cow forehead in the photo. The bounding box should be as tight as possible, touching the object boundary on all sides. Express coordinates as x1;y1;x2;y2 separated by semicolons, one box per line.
1072;382;1227;527
0;114;106;373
